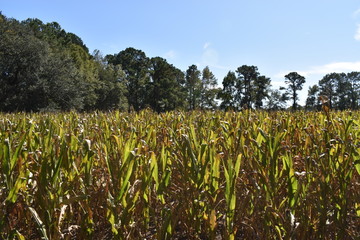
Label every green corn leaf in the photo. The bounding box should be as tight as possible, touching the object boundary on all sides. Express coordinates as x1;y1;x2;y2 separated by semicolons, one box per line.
211;153;220;192
2;138;11;185
15;230;26;240
355;160;360;175
6;162;28;203
223;165;230;200
117;158;134;202
150;151;159;190
11;135;26;169
189;124;199;149
256;131;265;146
51;143;65;185
106;208;118;235
6;174;27;203
230;193;236;212
289;175;298;208
234;153;242;177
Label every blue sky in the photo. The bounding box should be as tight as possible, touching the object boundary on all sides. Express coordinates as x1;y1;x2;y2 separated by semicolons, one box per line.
2;0;360;105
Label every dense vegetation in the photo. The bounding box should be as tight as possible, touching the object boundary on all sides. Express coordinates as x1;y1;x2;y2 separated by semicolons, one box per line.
1;13;360;112
1;109;359;239
1;12;360;239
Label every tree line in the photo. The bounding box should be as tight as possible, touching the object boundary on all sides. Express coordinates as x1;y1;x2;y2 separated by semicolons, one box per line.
1;13;359;112
305;72;360;111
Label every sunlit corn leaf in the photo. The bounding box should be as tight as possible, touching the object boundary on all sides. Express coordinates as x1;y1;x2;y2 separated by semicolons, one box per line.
29;207;49;240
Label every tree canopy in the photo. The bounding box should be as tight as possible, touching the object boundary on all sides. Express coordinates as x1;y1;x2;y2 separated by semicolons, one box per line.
284;72;306;111
1;13;359;112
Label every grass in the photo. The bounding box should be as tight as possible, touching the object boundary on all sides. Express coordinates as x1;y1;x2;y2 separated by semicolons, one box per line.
0;110;359;239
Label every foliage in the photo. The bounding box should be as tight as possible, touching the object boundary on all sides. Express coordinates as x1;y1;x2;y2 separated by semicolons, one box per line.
218;71;238;110
319;73;341;109
218;66;271;110
92;50;129;111
200;66;221;110
2;13;360;112
318;72;360;110
305;85;320;111
347;72;360;110
0;110;359;239
0;16;49;111
0;15;102;112
107;47;151;111
185;64;202;110
253;75;271;109
284;72;306;110
266;89;289;110
236;65;259;108
148;57;186;112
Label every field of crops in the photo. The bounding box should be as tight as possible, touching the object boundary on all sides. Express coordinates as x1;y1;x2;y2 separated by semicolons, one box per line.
1;110;359;239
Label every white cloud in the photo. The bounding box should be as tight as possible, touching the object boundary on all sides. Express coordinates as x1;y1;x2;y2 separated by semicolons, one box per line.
303;61;360;75
203;42;211;49
353;9;360;18
202;48;218;66
276;61;360;78
355;24;360;41
201;42;229;70
163;50;176;59
200;42;219;68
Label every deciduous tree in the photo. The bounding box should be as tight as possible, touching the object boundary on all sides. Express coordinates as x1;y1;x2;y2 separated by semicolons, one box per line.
93;50;128;111
149;57;186;112
108;48;151;110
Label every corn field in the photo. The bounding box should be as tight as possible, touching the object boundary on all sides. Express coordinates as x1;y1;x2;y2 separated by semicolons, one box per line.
0;110;359;239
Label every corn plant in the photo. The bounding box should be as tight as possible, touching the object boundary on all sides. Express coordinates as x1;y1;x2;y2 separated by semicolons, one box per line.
0;109;359;239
